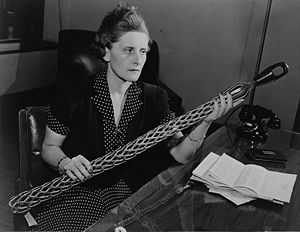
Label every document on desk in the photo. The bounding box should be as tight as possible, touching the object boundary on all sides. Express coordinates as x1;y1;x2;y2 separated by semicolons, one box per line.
191;152;297;205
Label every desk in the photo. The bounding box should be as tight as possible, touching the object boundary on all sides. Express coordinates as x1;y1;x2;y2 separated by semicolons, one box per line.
86;126;300;231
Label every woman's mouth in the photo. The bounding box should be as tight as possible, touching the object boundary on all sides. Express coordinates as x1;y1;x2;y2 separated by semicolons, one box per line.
128;69;140;72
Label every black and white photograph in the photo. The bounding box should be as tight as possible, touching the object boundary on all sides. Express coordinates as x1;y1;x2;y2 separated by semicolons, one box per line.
0;0;299;231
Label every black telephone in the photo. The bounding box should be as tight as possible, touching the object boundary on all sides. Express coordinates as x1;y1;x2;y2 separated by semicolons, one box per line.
236;104;281;144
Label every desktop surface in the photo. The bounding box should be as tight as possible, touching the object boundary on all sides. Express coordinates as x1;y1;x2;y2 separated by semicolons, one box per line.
86;126;300;231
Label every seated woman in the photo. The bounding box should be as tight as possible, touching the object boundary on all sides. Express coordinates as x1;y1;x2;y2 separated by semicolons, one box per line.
36;2;240;231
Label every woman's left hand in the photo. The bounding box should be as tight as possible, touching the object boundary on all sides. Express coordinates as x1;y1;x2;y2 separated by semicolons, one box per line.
203;92;240;124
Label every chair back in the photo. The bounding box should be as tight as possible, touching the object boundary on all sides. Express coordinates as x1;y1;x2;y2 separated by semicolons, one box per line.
17;106;56;193
56;29;160;84
14;106;57;231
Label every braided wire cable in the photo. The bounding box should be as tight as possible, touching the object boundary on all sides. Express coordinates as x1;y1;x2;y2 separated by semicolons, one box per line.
9;81;254;213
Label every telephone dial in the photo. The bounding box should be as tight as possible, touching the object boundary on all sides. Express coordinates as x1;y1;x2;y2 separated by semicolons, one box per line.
236;104;281;144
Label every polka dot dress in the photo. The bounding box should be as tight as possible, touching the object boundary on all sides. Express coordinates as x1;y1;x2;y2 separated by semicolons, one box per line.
45;105;70;135
35;179;131;232
91;71;143;153
34;70;175;231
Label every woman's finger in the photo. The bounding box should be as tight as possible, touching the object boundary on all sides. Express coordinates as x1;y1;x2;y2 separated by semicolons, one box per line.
72;158;90;179
77;155;93;174
224;92;233;114
218;93;226;117
71;166;85;182
205;99;219;122
212;99;219;117
65;169;77;181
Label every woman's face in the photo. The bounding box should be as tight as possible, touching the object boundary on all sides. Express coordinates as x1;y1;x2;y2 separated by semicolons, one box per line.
105;31;149;83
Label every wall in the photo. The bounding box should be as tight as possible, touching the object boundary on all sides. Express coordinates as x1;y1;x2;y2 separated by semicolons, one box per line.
0;50;57;138
0;50;57;96
43;0;299;130
252;0;300;130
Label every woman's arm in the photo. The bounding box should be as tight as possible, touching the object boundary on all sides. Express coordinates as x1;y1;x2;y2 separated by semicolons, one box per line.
169;122;210;164
170;93;242;164
42;125;93;181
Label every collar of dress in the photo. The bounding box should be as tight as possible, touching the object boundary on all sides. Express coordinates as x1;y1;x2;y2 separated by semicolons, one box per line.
90;69;143;132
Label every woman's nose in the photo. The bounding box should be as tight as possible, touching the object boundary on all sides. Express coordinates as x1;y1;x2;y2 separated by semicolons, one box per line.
133;52;142;65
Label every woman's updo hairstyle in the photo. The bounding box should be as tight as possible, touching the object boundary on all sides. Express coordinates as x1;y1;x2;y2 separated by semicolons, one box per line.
91;2;150;60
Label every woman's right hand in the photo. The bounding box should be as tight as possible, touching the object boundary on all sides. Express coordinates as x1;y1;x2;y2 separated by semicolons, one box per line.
58;155;93;182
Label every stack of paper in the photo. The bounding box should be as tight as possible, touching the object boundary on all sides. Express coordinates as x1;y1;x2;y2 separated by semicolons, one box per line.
190;152;297;205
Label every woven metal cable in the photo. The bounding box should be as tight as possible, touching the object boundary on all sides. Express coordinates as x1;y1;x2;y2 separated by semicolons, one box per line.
9;81;253;213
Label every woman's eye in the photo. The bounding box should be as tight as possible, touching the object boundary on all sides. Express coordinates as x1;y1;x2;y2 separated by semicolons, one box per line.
125;48;134;53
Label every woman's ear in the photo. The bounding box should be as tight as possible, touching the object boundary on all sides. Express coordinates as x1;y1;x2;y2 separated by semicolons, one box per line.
103;47;110;62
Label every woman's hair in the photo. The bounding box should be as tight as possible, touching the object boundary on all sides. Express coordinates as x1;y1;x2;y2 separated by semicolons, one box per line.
91;2;150;59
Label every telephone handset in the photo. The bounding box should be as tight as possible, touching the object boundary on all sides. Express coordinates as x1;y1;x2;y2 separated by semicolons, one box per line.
236;104;281;143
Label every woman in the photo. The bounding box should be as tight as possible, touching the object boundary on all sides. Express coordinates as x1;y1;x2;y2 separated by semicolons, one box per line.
36;2;239;231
